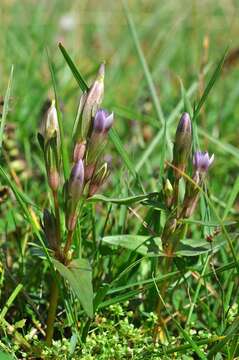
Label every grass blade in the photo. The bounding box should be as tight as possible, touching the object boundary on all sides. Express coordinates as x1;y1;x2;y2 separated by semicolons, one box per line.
58;42;89;92
46;49;70;179
122;0;167;173
193;48;228;121
0;66;14;151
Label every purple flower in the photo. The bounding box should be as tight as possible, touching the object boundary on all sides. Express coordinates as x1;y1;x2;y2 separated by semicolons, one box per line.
69;160;85;201
93;109;114;134
193;151;214;173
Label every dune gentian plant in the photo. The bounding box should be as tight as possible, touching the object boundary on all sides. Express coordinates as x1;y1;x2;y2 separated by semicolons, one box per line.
154;112;214;338
38;63;114;345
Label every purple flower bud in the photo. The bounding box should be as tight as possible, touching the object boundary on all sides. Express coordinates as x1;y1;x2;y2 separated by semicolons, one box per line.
172;112;192;178
68;160;84;201
93;109;114;134
74;64;105;142
73;141;86;162
193;151;214;173
176;112;191;133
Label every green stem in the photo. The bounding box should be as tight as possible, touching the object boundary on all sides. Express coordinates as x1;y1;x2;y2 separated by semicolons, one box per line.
64;230;73;262
53;190;61;246
45;276;59;346
153;223;187;341
153;256;173;342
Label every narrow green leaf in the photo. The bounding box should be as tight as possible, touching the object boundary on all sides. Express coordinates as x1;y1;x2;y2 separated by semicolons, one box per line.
177;237;226;256
46;49;70;179
193;48;228;121
109;128;138;180
122;0;164;126
58;42;89;92
88;192;158;205
53;258;94;318
0;283;23;324
0;66;14;150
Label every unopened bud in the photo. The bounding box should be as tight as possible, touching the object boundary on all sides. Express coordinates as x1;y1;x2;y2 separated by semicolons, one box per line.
73;141;86;162
84;108;114;167
84;164;96;182
68;160;85;202
75;63;105;142
164;179;173;208
172;112;192;179
67;212;78;231
48;169;60;191
40;100;59;144
164;179;173;197
88;162;110;196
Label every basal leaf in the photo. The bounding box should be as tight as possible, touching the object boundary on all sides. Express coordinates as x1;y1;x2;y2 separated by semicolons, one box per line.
53;258;93;318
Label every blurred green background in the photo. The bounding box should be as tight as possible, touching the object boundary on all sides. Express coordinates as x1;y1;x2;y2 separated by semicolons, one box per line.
1;0;239;202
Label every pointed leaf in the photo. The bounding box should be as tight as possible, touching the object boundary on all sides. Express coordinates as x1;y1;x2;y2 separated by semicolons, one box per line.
53;258;93;318
58;43;89;92
88;192;159;205
102;235;163;255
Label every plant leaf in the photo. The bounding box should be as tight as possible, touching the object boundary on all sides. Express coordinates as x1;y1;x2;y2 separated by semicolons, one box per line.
102;234;163;255
193;48;228;121
177;237;226;256
46;49;70;179
88;192;159;205
58;42;89;92
53;258;93;318
0;66;14;151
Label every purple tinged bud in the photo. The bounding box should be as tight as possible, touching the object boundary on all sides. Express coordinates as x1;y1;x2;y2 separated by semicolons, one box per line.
93;109;114;134
73;141;86;162
172;112;192;178
74;63;105;142
177;112;191;133
49;169;60;191
68;160;84;201
193;151;214;173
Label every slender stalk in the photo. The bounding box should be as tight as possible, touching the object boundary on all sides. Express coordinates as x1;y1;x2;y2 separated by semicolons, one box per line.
53;190;61;247
173;178;179;216
64;230;73;262
45;276;59;345
153;224;187;341
153;256;173;342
